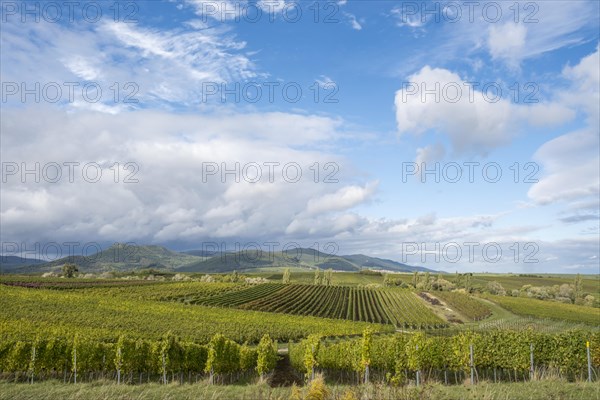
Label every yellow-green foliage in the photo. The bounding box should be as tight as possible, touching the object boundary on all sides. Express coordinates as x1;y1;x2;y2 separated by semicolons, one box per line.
485;294;599;325
305;374;329;400
289;383;303;400
0;285;391;343
339;389;359;400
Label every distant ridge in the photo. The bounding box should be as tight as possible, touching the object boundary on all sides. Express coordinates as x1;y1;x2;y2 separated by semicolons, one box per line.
0;256;45;272
9;244;440;274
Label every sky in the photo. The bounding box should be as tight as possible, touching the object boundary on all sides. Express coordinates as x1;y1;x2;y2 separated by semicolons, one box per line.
1;0;599;273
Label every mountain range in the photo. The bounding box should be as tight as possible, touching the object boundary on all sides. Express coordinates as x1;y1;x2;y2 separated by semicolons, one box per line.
2;243;438;274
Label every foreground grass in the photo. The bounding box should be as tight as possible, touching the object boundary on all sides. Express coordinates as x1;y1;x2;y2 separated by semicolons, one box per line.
1;379;598;400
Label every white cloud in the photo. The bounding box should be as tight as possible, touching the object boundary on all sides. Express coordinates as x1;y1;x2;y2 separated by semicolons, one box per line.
487;23;527;68
344;13;362;31
185;0;248;21
394;66;573;156
528;129;599;205
0;107;369;245
415;143;446;164
0;18;255;110
305;182;378;216
393;1;598;72
257;0;287;13
528;47;600;207
391;6;426;28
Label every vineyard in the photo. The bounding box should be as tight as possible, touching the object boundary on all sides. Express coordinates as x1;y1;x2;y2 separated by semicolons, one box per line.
245;286;445;327
1;275;599;392
190;284;446;328
190;283;285;307
430;291;492;321
290;329;600;384
0;332;278;385
0;286;393;344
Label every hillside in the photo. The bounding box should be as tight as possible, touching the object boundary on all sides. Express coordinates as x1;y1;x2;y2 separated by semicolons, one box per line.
13;244;202;274
0;256;45;272
178;247;438;273
341;254;435;273
11;244;439;274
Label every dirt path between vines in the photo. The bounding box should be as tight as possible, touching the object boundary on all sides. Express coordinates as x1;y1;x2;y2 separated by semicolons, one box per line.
270;348;303;387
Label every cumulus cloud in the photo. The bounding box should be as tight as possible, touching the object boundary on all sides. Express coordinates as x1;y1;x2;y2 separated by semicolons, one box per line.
528;47;600;208
0;107;371;245
394;66;573;156
528;129;599;205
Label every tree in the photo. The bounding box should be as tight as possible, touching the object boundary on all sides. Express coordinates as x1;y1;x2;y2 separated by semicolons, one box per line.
574;274;583;300
282;268;291;284
62;263;78;278
323;269;333;286
422;272;431;290
464;273;473;292
412;272;419;288
313;268;322;285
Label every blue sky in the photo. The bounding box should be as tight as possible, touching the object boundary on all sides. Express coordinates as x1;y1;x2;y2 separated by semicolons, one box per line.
1;0;599;273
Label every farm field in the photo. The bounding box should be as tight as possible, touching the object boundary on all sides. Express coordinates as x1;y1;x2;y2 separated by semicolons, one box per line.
242;285;444;327
1;273;599;397
473;274;600;294
427;291;492;321
483;294;600;326
0;284;393;343
258;271;388;286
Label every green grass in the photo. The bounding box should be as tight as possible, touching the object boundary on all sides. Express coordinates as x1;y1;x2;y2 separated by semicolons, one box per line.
1;380;598;400
484;294;600;326
430;291;491;321
472;274;599;295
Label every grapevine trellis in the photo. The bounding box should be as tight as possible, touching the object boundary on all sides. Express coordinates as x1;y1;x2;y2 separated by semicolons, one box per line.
289;329;600;385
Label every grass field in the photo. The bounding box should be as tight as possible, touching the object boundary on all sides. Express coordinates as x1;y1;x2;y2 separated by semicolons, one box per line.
483;294;600;325
0;380;598;400
472;274;599;295
428;291;491;321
